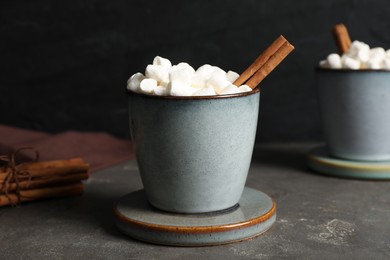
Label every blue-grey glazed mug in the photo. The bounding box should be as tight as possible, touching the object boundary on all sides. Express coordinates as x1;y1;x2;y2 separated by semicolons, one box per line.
128;89;260;213
317;68;390;161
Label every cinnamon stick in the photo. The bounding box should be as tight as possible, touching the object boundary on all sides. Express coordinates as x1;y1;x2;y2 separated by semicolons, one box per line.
332;23;351;54
0;182;84;207
0;172;89;193
233;35;287;87
0;158;89;182
245;41;294;88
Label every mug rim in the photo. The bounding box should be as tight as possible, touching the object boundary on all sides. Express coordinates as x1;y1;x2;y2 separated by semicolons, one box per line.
126;87;260;100
316;67;390;73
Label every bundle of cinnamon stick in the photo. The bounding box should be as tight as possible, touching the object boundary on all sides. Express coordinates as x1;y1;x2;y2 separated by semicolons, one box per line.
0;157;89;207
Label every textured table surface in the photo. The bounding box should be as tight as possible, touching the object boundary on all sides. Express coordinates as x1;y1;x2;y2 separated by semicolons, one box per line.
1;143;390;259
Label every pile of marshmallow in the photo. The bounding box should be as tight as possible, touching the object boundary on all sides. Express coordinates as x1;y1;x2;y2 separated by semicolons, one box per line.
127;56;252;96
319;40;390;70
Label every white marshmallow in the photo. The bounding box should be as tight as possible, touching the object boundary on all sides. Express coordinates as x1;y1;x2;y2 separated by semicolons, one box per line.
153;86;168;96
174;62;196;75
169;67;192;85
140;78;157;94
369;47;385;61
127;72;145;92
168;81;198;96
386;49;390;58
145;65;169;86
193;86;216;96
212;66;227;78
167;67;197;96
153;56;172;67
348;40;370;62
382;58;390;70
196;64;216;77
342;55;360;69
365;59;382;69
206;73;231;94
319;60;330;69
226;70;240;83
239;85;252;93
219;84;240;95
191;74;207;89
326;53;342;69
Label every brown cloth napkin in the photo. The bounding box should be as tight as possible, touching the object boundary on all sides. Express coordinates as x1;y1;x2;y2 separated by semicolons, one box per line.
0;125;134;172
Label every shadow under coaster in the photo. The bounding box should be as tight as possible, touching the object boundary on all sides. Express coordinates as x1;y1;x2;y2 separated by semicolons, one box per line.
113;187;276;246
307;146;390;180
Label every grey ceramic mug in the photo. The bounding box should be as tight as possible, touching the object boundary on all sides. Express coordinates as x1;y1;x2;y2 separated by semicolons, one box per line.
128;89;260;213
317;68;390;161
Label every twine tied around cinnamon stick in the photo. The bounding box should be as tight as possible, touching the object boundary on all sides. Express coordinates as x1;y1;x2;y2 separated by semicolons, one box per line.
0;147;39;206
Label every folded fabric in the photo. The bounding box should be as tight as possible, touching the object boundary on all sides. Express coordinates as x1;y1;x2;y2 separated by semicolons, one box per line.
0;125;134;172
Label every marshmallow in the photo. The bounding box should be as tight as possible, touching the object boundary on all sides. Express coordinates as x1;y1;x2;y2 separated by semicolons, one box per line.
191;65;216;88
191;74;207;89
206;73;231;94
382;58;390;70
193;86;216;96
386;49;390;58
174;62;196;75
319;60;330;69
342;55;360;69
145;65;169;86
153;56;172;67
168;81;198;96
326;53;342;69
219;84;241;95
226;70;240;83
365;59;382;69
369;47;385;61
140;78;157;93
348;40;370;62
127;72;145;92
154;86;168;96
239;85;252;93
167;67;197;96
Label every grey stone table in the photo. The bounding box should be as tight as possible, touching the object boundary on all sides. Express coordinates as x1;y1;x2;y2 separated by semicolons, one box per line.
1;143;390;259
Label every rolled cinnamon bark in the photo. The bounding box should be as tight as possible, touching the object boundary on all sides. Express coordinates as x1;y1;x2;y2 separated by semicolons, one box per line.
0;158;89;181
0;172;89;193
233;35;287;87
0;182;84;207
332;24;351;54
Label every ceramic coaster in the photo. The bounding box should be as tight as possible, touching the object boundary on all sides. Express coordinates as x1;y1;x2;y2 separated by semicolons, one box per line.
113;187;276;246
307;146;390;180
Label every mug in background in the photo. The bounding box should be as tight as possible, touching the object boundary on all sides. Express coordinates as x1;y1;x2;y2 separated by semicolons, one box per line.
317;68;390;161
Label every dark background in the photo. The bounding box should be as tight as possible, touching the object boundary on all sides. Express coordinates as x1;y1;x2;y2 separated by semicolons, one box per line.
1;0;390;142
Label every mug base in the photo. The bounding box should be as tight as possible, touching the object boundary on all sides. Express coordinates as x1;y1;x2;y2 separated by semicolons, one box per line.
307;146;390;180
113;187;276;246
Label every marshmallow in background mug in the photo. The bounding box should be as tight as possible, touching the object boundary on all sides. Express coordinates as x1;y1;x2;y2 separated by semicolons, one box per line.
326;53;342;69
382;58;390;70
342;55;360;69
127;72;145;93
348;40;370;62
